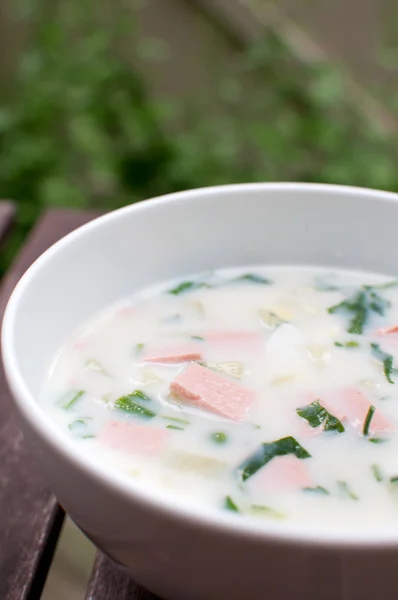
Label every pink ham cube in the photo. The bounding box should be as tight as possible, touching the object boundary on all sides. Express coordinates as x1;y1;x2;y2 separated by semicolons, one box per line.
205;330;262;345
250;455;312;494
170;363;255;421
142;343;202;363
99;421;168;456
321;388;394;436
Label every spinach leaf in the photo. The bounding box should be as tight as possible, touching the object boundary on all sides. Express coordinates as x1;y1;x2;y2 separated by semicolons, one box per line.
303;486;330;495
237;436;311;482
371;343;397;384
168;281;208;295
328;288;390;334
114;391;155;418
337;481;359;501
61;390;85;410
224;496;240;512
296;400;345;433
211;432;228;444
235;273;271;285
363;405;376;436
371;464;383;482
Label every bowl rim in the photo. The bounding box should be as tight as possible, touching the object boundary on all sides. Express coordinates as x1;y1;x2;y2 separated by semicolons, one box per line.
4;181;398;549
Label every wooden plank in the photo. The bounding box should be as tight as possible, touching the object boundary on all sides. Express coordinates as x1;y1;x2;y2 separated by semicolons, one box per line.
0;209;101;600
86;553;159;600
0;201;15;245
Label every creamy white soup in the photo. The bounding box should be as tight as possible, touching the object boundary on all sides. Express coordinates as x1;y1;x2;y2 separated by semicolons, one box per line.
41;266;398;525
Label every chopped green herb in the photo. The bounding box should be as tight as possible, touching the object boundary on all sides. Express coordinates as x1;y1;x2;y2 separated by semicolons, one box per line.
368;437;388;444
363;405;376;437
162;416;190;425
61;390;85;410
363;280;398;290
250;505;286;519
224;496;240;512
114;392;155;418
166;425;184;431
337;481;359;501
68;418;89;430
371;464;383;482
168;281;208;295
334;341;344;347
296;400;345;433
237;436;311;482
371;343;397;384
328;287;390;335
191;335;205;341
135;343;144;355
303;486;330;495
68;418;94;439
313;277;341;292
211;432;228;444
235;273;271;285
390;476;398;484
345;340;359;348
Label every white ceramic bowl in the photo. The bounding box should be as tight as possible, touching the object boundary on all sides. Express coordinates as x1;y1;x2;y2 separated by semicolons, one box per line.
3;183;398;600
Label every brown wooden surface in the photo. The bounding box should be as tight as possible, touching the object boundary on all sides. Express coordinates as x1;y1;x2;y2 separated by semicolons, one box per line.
0;201;15;244
0;209;100;600
86;553;159;600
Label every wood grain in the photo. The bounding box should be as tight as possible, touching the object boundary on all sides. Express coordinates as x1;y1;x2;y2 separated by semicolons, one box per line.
0;209;100;600
86;553;159;600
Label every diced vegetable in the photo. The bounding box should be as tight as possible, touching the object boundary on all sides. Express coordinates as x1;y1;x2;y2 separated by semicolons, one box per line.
85;358;109;375
371;343;397;384
203;361;244;379
167;451;227;476
296;400;345;433
258;309;286;330
237;436;311;482
328;287;390;334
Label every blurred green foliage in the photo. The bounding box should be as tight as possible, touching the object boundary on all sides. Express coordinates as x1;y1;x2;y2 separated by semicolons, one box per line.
1;0;398;273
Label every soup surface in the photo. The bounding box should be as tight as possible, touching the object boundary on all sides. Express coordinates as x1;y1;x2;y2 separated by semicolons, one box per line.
41;266;398;527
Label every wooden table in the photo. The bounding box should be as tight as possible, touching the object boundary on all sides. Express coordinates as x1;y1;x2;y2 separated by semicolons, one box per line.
0;204;158;600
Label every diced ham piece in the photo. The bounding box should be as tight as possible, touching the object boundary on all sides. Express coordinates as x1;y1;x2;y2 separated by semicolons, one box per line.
142;343;202;363
99;421;168;456
375;325;398;336
321;388;394;436
250;455;312;493
170;363;255;421
204;330;262;344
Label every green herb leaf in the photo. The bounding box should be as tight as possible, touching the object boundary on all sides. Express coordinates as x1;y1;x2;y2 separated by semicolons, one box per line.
328;288;390;335
224;496;240;512
303;486;330;495
250;505;286;519
345;340;359;348
114;392;155;418
61;390;85;410
166;424;184;431
363;405;376;436
168;281;208;295
296;400;345;433
371;343;397;384
368;437;388;444
371;464;383;482
237;436;311;482
390;476;398;484
211;432;228;444
162;416;190;425
191;335;205;341
235;273;271;285
337;480;359;501
364;280;398;290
